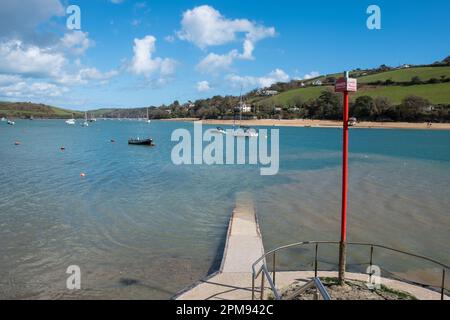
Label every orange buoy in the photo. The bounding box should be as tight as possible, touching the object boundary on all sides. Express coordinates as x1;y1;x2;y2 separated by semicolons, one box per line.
80;172;86;177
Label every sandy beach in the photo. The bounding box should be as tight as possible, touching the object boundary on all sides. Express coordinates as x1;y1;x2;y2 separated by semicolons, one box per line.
163;118;450;130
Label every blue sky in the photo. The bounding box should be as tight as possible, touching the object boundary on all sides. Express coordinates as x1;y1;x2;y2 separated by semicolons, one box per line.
0;0;449;110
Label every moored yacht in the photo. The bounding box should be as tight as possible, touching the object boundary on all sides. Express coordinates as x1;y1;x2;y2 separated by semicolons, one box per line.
81;112;89;127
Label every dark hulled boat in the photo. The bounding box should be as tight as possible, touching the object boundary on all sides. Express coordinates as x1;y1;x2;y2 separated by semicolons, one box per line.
128;138;154;146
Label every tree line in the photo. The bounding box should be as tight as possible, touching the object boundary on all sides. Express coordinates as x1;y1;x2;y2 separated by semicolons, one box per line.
141;90;449;123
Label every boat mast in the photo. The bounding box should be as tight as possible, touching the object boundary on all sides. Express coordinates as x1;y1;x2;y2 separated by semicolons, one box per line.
239;86;243;126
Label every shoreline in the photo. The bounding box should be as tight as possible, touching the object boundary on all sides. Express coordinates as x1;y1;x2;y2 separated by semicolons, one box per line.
162;118;450;130
8;117;450;130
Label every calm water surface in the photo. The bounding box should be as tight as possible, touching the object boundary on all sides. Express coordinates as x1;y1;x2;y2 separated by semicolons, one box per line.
0;120;449;298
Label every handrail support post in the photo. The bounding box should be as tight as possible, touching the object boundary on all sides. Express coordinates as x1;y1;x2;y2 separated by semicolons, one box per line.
314;243;318;278
260;271;265;300
251;274;255;300
369;245;374;283
272;252;276;286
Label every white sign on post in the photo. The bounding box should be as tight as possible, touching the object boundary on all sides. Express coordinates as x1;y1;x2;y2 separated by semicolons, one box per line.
335;77;357;92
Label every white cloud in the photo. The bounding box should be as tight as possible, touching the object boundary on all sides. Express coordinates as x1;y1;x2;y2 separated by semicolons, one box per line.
0;36;117;88
302;71;320;80
0;0;64;39
0;40;66;78
0;80;68;98
79;68;118;81
196;80;211;92
178;5;275;73
0;65;117;99
226;68;289;89
179;5;246;48
110;0;125;4
0;4;118;100
178;5;274;50
60;31;94;55
0;74;22;86
196;50;238;74
58;67;118;85
129;35;177;84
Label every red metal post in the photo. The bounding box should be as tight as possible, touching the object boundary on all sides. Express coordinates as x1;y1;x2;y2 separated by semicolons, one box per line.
341;90;349;241
338;86;350;283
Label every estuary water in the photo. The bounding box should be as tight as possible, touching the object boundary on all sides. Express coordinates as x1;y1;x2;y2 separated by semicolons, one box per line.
0;119;449;298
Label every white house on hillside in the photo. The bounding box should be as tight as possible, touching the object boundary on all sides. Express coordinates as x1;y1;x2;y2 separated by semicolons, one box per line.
241;103;252;113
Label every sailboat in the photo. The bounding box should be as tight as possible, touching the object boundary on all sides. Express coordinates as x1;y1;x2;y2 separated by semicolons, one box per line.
230;90;258;138
146;107;151;123
88;112;97;122
81;112;89;127
65;114;76;125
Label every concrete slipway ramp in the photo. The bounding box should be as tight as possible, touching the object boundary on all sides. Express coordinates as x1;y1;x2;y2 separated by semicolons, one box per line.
174;196;448;300
174;194;265;300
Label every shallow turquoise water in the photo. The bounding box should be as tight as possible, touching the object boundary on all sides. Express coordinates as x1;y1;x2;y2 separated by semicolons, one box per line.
0;120;449;298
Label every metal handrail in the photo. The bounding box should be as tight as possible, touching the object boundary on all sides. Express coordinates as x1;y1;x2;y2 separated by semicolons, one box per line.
251;240;449;300
285;277;331;300
256;264;280;300
314;277;331;300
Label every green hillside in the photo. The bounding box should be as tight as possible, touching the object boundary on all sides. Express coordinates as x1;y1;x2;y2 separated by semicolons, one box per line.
358;66;450;83
353;82;450;104
253;85;331;106
309;72;342;83
0;102;82;119
89;108;118;117
254;81;450;107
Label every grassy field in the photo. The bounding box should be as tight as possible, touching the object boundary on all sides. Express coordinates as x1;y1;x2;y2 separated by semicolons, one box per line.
255;81;450;106
309;72;342;83
353;82;450;104
0;102;82;118
254;85;333;106
357;66;450;83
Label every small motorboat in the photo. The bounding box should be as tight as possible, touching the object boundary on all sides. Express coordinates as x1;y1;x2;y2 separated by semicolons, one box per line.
230;126;258;137
65;119;76;125
128;138;154;146
7;120;15;125
212;126;227;135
